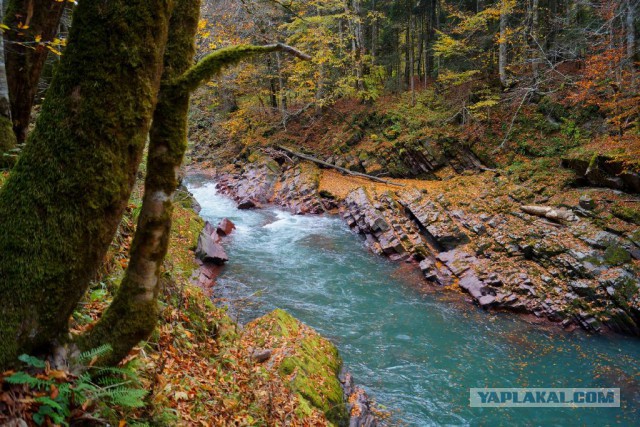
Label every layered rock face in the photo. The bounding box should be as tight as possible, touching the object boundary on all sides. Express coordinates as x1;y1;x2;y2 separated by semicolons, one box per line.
213;153;640;336
215;153;331;214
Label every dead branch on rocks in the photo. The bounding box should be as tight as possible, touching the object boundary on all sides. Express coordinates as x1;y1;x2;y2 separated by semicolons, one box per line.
521;205;579;222
276;145;406;187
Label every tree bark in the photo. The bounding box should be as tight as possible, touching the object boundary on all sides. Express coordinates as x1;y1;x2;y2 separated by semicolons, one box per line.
3;0;66;144
0;0;16;165
0;0;171;369
627;0;636;61
79;0;201;366
499;0;509;87
530;0;540;81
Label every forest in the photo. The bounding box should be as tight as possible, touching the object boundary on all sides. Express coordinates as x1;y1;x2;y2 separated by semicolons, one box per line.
0;0;638;425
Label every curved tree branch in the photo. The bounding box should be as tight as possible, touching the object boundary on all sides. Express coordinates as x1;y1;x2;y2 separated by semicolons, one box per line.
174;43;311;94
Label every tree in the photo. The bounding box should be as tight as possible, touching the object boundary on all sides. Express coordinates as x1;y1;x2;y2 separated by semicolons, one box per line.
498;0;509;87
0;0;16;165
3;0;67;144
0;0;310;369
0;0;173;369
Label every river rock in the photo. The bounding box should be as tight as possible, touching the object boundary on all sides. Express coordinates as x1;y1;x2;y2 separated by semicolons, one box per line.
217;218;236;236
340;371;378;427
238;198;257;209
203;221;222;242
196;232;228;265
208;148;640;338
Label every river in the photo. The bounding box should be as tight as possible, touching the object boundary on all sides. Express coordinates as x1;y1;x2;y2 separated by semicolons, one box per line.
187;177;640;426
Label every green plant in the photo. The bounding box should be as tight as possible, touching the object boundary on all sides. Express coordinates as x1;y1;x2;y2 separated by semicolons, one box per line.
560;118;583;142
3;345;147;426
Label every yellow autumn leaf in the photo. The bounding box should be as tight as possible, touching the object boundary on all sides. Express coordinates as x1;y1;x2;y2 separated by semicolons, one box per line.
46;45;62;56
174;391;189;401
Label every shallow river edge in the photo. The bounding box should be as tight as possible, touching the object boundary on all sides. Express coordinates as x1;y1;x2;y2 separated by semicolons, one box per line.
184;176;381;427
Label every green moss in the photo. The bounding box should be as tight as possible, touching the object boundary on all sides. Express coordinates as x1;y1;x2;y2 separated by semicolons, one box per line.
588;152;599;171
0;116;16;168
604;244;632;266
612;205;640;225
0;0;172;369
299;161;320;186
612;278;639;309
257;309;347;426
175;44;301;94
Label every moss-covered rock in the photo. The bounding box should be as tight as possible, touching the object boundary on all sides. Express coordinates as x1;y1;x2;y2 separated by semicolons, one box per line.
612;205;640;225
604;244;632;266
244;309;348;426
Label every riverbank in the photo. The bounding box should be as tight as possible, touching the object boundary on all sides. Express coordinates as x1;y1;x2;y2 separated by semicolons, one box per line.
0;170;370;426
183;175;640;425
113;187;372;425
187;147;640;337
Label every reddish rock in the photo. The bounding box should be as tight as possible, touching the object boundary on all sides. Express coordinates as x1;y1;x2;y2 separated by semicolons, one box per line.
203;221;216;236
203;221;222;242
195;232;228;265
217;218;236;236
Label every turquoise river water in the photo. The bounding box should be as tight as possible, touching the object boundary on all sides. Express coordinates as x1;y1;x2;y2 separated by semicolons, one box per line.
187;177;640;426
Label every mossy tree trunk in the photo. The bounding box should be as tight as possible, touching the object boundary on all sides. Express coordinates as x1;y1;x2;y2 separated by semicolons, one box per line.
81;40;309;364
79;0;201;366
0;0;171;369
3;0;67;144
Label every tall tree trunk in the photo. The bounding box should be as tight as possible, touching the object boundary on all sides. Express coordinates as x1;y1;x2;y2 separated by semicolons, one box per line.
276;51;287;128
79;0;201;366
0;0;16;164
267;55;278;110
80;42;310;365
370;0;376;63
3;0;66;144
499;0;509;87
531;0;540;82
345;0;365;91
409;13;415;105
627;0;636;61
0;0;172;369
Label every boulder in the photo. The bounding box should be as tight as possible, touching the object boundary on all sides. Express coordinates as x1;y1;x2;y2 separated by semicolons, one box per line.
459;274;485;300
238;198;257;209
203;221;221;242
579;194;596;210
195;232;228;265
217;218;236;236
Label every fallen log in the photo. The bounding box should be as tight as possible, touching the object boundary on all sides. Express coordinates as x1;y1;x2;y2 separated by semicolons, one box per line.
277;145;405;187
520;205;579;222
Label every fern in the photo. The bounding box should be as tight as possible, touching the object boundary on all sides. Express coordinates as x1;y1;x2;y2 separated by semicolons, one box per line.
78;343;113;364
104;387;148;408
18;353;47;369
4;371;50;389
4;346;149;425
